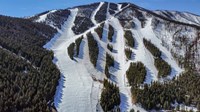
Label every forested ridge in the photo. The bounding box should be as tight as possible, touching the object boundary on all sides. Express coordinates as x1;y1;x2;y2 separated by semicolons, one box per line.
0;15;60;111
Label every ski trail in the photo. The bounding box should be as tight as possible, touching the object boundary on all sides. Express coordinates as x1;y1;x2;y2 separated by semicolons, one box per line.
54;50;93;112
46;5;165;112
117;4;122;11
106;3;111;19
44;9;78;50
48;8;100;112
92;31;107;75
102;21;109;43
128;17;158;84
132;29;158;83
36;10;57;22
141;18;183;80
40;3;186;112
108;17;147;112
91;2;104;25
109;17;133;112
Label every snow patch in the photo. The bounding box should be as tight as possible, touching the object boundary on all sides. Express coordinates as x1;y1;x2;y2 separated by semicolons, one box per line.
36;10;57;22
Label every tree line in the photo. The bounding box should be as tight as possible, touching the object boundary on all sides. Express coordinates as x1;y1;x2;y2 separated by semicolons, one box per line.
95;23;104;39
67;36;83;60
87;32;99;67
124;30;135;48
105;53;114;78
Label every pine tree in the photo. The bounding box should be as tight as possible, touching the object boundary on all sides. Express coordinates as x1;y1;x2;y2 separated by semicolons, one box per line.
67;43;75;60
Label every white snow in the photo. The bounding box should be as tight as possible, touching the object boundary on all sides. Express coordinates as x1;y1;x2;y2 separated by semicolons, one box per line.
152;16;200;71
44;8;102;112
102;21;109;43
129;17;159;84
108;17;147;112
106;3;112;19
171;101;198;112
103;15;183;111
41;3;196;112
117;4;122;11
91;31;106;75
131;29;159;83
109;18;129;110
180;105;198;112
91;2;104;25
141;18;183;80
36;10;57;22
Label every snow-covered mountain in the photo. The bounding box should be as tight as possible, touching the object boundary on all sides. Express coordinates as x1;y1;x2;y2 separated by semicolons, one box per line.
30;2;200;112
154;10;200;26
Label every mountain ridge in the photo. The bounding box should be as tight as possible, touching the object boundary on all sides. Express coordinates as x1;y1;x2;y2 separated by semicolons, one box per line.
30;2;200;29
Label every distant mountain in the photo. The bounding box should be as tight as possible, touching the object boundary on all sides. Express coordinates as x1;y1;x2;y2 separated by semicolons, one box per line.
0;2;200;112
154;10;200;26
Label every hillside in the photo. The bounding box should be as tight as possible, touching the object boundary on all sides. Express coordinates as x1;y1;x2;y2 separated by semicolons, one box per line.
0;1;200;112
0;15;60;111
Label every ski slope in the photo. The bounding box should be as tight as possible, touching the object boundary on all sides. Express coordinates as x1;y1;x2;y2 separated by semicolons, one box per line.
47;9;148;112
36;10;57;22
108;17;146;112
39;2;193;112
44;8;102;112
91;2;104;25
141;18;183;80
109;17;130;111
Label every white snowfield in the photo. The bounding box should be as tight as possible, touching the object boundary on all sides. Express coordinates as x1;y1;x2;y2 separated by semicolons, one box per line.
39;2;198;112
